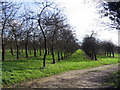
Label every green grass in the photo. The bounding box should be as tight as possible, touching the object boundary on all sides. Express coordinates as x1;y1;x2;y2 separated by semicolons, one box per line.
2;49;119;87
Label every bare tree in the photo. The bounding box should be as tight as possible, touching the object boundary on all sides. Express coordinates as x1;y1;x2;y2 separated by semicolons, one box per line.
0;1;21;60
102;41;115;57
36;1;54;67
44;9;67;64
6;31;14;56
23;20;34;58
9;20;24;59
81;32;98;60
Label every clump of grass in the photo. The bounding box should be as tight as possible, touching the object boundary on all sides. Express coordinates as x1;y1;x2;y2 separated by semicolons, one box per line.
2;49;119;87
104;71;120;88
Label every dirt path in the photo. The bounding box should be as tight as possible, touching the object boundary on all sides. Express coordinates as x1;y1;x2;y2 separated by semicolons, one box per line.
14;63;119;88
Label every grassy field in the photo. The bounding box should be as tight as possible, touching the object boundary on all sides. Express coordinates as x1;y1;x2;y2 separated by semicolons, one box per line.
2;49;119;87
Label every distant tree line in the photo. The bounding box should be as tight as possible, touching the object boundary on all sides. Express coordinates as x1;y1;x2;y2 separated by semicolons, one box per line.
0;1;80;67
81;32;119;60
81;1;120;60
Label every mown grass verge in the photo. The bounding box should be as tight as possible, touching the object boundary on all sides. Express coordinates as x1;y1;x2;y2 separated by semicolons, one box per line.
2;49;119;87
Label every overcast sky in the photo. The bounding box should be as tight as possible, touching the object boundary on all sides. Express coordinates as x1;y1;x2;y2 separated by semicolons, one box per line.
4;0;119;45
55;0;118;45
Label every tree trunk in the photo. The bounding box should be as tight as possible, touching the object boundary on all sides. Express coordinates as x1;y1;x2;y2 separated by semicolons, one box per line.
38;19;47;67
2;43;5;61
34;47;37;57
13;32;19;59
25;43;28;58
61;51;63;60
15;38;19;59
51;46;55;64
16;43;19;59
10;46;14;55
39;47;42;56
58;51;60;61
91;52;94;60
2;24;5;61
112;51;114;57
94;53;97;60
43;37;47;67
109;52;111;57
